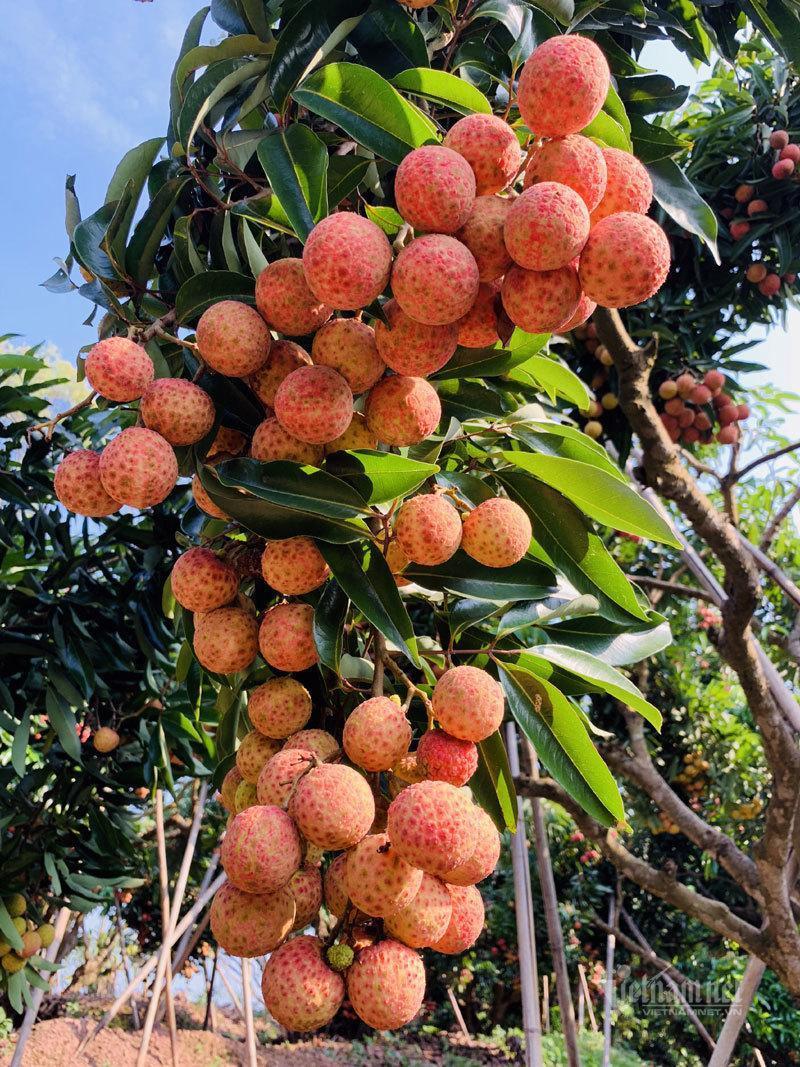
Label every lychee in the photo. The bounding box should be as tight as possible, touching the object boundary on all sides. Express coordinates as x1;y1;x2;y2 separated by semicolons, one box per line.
387;540;411;586
770;130;789;149
432;664;504;742
220;804;301;893
455;196;513;282
347;940;426;1030
590;147;653;224
196;300;271;377
170;547;238;613
346;833;423;918
517;35;610;139
746;263;768;283
251;417;323;465
504;182;590;270
323;853;350;919
92;726;120;753
501;263;581;332
734;184;754;203
387;780;477;876
262;935;345;1032
192;472;229;520
394;145;476;233
343;696;412;772
417;729;477;787
584;417;603;440
729;220;751;240
84;336;154;401
193;606;259;674
557;292;596;333
284;729;341;762
274;365;353;444
99;427;178;509
248;340;312;408
289;764;375;850
210;881;294;956
261;536;330;596
220;766;244;812
257;748;315;807
780;144;800;162
430;884;484;954
303;212;392;310
248;677;312;739
373;299;458;378
443;805;501;885
747;198;768;216
311;319;385;393
365;375;441;446
288;865;323;929
579;212;670;308
255;258;332;336
457;282;501;348
236;731;281;784
325;412;378;453
675;372;695;398
392;235;480;325
234;780;258;812
258;602;318;672
524;134;607;213
759;273;782;296
140;378;215;445
207;425;248;459
394;494;462;565
384;873;452;948
461;497;532;569
772;158;796;179
54;450;119;517
443;113;521;196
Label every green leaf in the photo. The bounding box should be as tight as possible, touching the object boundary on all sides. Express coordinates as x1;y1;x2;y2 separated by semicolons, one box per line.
327;155;371;208
313;581;349;671
649;158;720;264
543;614;671;667
177;58;270;150
0;899;24;952
581;109;631;152
127;176;192;286
72;203;118;281
434;344;543;381
406;550;555;602
241;220;268;276
324;450;438;504
174;34;274;92
175;271;255;324
11;710;30;778
350;1;429;78
474;732;517;832
629;115;690;164
0;354;46;373
46;687;82;761
104;137;165;248
392;68;492;115
256;125;329;241
507;354;590;409
512;421;627;481
364;204;405;235
169;6;211;142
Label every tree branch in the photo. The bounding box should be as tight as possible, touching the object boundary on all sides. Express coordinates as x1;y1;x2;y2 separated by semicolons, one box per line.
727;440;800;486
625;574;718;603
761;485;800;552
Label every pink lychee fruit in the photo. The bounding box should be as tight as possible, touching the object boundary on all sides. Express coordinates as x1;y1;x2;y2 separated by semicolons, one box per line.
347;940;426;1030
289;764;375;850
210;881;294;956
461;496;532;568
457;282;501;348
387;780;477;876
284;729;341;762
251;417;323;465
196;300;272;377
192;472;229;520
261;536;330;596
557;291;597;333
770;130;789;149
220;766;243;813
140;378;215;445
747;198;769;216
384;873;452;948
325;411;378;453
311;318;385;394
729;220;751;240
274;365;353;444
343;696;413;772
248;340;311;408
99;427;178;509
84;336;154;402
758;273;782;296
716;424;739;444
236;731;281;784
258;602;319;672
443;113;522;195
780;144;800;162
394;494;462;566
524;134;607;213
392;235;480;325
505;182;590;270
323;853;350;919
432;664;505;742
590;147;653;224
501;263;581;332
262;935;345;1032
257;748;315;808
365;375;441;446
207;425;248;459
394;145;476;233
234;780;258;813
443;805;501;885
54;450;119;517
303;213;392;310
255;258;332;336
288;865;323;929
746;263;768;283
220;804;302;893
517;35;610;138
579;212;670;308
248;677;312;739
345;833;423;918
455;196;513;282
170;547;238;613
193;605;259;674
417;729;478;787
374;299;459;378
430;884;485;954
387;540;411;587
772;158;795;179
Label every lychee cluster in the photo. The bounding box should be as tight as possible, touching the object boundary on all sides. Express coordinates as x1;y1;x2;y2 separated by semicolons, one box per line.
0;894;55;977
656;369;750;446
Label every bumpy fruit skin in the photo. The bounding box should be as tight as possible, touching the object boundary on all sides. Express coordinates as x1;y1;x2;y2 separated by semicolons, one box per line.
455;196;513;282
346;833;423;918
387;780;477;876
303;213;392;310
432;665;504;742
502;263;581;332
236;731;281;784
394;145;476;233
248;340;311;408
220;766;244;812
192;473;229;520
261;537;330;596
170;547;238;613
457;282;501;348
54;450;118;517
140;379;215;445
220;804;302;893
84;337;154;401
325;412;378;453
365;375;441;446
461;497;532;568
193;606;259;674
431;884;485;954
759;273;782;296
443;114;522;196
284;729;341;762
274;365;353;445
343;696;413;772
557;292;597;332
251;417;323;465
5;895;26;919
524;134;607;212
234;780;258;813
257;748;315;807
385;873;452;948
395;494;462;566
99;428;178;509
443;805;501;885
374;299;458;378
19;931;41;959
37;924;55;949
579;212;670;308
392;235;480;326
196;300;272;377
504;182;589;270
590;147;653;224
258;603;318;672
255;258;332;336
517;35;610;138
347;940;426;1030
92;726;120;753
2;955;25;974
208;426;248;459
262;935;345;1032
210;881;295;956
323;853;350;919
311;319;385;394
417;729;477;787
289;865;323;929
248;677;312;739
289;764;375;850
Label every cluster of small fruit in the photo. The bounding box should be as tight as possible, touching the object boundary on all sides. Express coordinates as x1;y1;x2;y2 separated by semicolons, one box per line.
673;751;710;813
656;370;750;446
0;894;55;978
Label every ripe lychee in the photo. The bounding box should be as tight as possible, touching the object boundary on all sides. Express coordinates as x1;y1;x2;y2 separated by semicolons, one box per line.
346;833;423;918
387;780;477;876
262;935;345;1032
289;764;375;850
196;300;271;377
84;336;154;402
325;412;378;453
455;196;513;282
303;212;392;310
675;372;695;398
255;258;332;336
258;603;318;672
274;365;353;444
54;450;119;517
517;35;610;139
261;536;330;596
365;375;441;446
234;780;258;813
579;212;670;308
461;497;532;569
92;726;120;753
394;494;462;566
443;805;501;885
248;340;311;409
504;182;590;270
236;731;281;784
323;853;350;919
590;147;653;224
311;319;385;394
192;472;229;520
443;113;522;196
432;665;504;742
392;235;480;325
735;183;754;203
394;145;476;233
220;804;301;893
140;378;215;445
210;881;294;956
257;748;315;807
207;425;248;459
284;729;341;762
373;299;459;378
343;696;412;772
193;606;259;674
747;199;768;216
251;417;323;465
417;729;477;787
729;220;750;240
170;547;238;613
772;158;796;179
18;931;41;959
770;130;789;149
288;865;323;929
502;263;581;332
220;766;243;813
347;940;426;1030
524;134;607;213
384;873;452;948
248;677;312;739
430;884;484;954
457;282;501;348
99;427;178;509
780;144;800;162
557;292;596;333
746;263;768;283
759;273;781;296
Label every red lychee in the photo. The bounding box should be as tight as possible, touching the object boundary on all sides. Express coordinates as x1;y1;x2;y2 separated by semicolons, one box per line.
85;337;154;402
220;804;302;893
54;450;119;517
504;182;589;271
417;729;477;787
289;763;375;850
392;235;480;326
274;365;353;444
140;378;215;445
387;780;477;876
210;881;294;956
457;282;501;348
248;340;311;408
501;263;581;332
196;300;272;377
461;497;532;568
311;318;385;393
257;748;315;808
261;536;330;596
170;547;238;613
443;805;501;886
430;884;484;954
346;940;426;1030
432;664;505;742
365;375;441;446
99;427;177;509
345;833;423;918
455;195;513;282
590;147;653;224
303;213;392;310
193;606;259;674
517;35;610;139
394;494;462;566
258;602;318;672
524;134;607;212
384;873;452;948
249;677;312;739
262;935;345;1032
443;113;521;196
251;417;323;465
343;696;412;772
255;258;332;336
394;145;476;233
579;212;670;308
374;299;459;378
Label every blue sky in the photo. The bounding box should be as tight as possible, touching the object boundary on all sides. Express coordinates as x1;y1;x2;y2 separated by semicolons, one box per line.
1;2;796;436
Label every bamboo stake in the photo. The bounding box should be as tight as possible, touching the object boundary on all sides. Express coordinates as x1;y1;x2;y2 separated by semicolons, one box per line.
242;958;258;1067
577;982;585;1030
203;954;219;1031
217;959;245;1019
577;965;598;1032
447;987;470;1037
707;956;766;1067
542;975;550;1033
115;903;141;1029
9;907;71;1067
601;896;616;1067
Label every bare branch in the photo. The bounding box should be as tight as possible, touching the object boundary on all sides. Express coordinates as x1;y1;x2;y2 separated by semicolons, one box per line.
761;485;800;552
728;439;800;486
626;574;718;602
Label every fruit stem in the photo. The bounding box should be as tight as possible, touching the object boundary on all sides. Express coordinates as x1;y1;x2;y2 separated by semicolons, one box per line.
29;391;97;441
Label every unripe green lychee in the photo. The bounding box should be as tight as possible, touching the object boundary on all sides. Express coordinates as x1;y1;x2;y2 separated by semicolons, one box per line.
327;943;355;971
220;766;243;813
234;780;258;813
